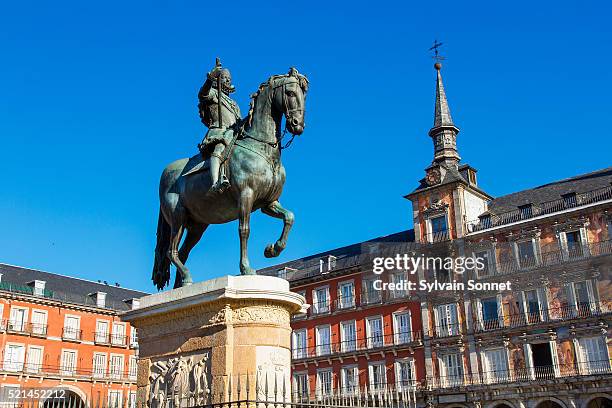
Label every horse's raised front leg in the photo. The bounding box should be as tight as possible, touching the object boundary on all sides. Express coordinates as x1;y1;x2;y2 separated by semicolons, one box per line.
262;201;294;258
238;188;256;275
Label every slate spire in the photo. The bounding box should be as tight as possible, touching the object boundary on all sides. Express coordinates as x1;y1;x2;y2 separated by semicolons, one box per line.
429;63;460;167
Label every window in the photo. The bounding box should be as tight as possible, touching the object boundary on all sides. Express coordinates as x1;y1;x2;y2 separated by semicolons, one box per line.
366;316;384;348
362;279;381;304
110;355;124;380
439;353;464;387
368;362;386;391
61;350;77;376
338;281;355;309
429;215;448;242
293;372;309;398
316;369;333;397
577;337;609;374
393;311;412;344
480;297;501;330
390;272;408;298
108;390;123;408
395;359;415;390
568;280;595;315
0;304;4;330
340;321;357;352
112;322;126;346
96;320;110;343
516;240;538;268
26;346;43;373
474;250;492;277
434;303;458;337
435;265;452;284
128;392;137;408
523;290;543;323
316;325;331;356
292;329;308;359
341;366;358;394
30;310;47;336
312;287;330;314
431;215;447;233
63;315;80;340
8;307;27;332
93;353;107;378
565;230;584;258
128;356;138;380
130;328;138;348
3;344;25;372
482;348;509;384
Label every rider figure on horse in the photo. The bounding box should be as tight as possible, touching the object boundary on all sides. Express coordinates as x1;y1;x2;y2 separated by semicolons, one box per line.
197;58;241;193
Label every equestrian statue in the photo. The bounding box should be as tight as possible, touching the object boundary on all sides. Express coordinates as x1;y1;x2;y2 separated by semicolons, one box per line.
152;59;309;289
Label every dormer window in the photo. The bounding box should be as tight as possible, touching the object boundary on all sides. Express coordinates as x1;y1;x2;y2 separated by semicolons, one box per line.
90;291;107;308
27;280;46;296
562;192;577;208
518;204;533;219
125;298;140;310
319;256;337;274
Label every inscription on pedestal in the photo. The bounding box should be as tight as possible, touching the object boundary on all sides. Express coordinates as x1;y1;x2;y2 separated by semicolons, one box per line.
256;346;291;398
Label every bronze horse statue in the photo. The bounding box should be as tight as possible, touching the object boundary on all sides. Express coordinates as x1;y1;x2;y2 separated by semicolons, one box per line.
152;69;308;289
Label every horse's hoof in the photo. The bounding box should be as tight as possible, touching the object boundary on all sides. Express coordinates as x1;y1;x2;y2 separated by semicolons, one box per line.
241;266;257;276
264;244;277;258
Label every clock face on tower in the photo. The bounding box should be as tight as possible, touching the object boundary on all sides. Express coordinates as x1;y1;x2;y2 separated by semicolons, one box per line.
426;168;441;186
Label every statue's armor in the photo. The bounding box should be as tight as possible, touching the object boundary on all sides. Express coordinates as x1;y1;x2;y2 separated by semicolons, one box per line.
198;86;241;153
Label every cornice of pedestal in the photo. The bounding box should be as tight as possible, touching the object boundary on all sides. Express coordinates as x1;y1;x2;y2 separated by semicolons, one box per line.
121;275;308;324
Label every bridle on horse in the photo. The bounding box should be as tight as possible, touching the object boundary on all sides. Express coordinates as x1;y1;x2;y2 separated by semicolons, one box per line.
240;78;304;150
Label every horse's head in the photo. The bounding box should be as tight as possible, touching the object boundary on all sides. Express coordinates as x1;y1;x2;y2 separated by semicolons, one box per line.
270;68;309;135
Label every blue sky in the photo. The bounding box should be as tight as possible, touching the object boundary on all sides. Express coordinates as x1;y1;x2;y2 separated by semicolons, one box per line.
1;1;610;293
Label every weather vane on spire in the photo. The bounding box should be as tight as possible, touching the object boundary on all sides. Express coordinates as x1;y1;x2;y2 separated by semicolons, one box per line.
429;39;445;69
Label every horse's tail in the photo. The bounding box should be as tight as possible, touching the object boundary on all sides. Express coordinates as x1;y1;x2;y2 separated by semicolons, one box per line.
152;209;171;290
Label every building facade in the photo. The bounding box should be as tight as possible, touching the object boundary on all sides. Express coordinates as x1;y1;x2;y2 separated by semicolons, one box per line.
0;264;148;406
261;63;612;408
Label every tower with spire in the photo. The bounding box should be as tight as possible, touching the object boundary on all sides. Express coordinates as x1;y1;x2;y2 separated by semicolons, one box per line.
405;60;492;244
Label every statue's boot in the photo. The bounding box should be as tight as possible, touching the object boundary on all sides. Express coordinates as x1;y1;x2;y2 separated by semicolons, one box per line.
209;154;230;194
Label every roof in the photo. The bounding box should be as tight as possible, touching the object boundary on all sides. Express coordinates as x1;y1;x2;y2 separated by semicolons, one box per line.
486;167;612;215
258;230;415;282
0;263;149;311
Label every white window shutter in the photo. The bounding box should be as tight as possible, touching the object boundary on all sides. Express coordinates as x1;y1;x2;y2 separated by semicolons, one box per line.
449;304;458;335
523;344;535;380
558;232;568;260
549;341;560;377
433;307;440;336
566;283;577;316
579;227;589;255
574;338;586;374
536;288;546;321
476;299;484;331
586;280;596;313
496;294;504;327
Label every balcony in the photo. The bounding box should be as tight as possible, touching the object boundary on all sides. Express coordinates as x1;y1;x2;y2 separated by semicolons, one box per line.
480;239;612;277
431;322;461;338
427;360;611;389
110;333;128;347
94;331;110;345
425;230;451;243
310;300;331;316
467;185;612;233
334;295;356;310
0;362;137;381
62;327;82;342
474;302;610;333
291;331;422;360
3;320;48;337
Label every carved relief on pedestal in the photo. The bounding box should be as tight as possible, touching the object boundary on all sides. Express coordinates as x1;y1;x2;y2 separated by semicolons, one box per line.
148;350;211;408
255;346;291;399
233;304;290;326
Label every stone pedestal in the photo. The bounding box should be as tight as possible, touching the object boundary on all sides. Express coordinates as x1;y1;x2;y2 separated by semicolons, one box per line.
122;275;307;407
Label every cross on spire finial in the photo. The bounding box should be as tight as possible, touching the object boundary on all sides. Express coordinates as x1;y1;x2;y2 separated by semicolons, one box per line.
429;40;446;69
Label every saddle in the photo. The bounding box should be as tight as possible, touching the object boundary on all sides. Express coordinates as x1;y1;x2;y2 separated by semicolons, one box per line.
182;127;241;178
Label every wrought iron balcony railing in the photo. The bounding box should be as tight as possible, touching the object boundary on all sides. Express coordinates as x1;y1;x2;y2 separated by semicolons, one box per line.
0;362;137;381
467;185;612;233
62;327;83;341
3;320;48;337
292;331;422;360
427;360;611;389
